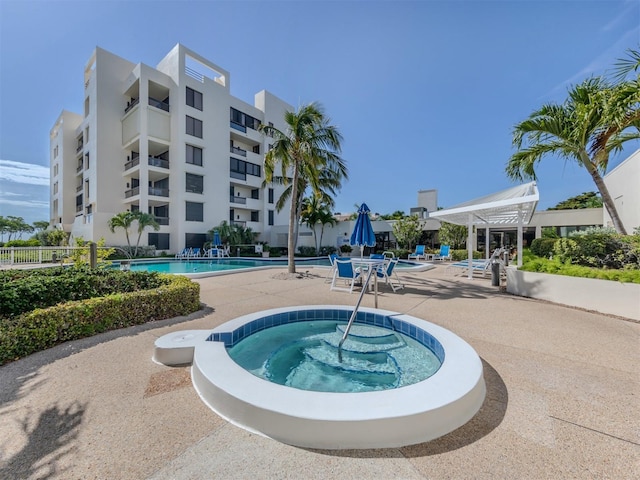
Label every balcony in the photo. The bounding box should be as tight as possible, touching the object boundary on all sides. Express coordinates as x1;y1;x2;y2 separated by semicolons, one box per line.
76;204;83;213
76;164;83;173
148;97;169;112
148;156;169;169
125;186;140;198
124;97;139;114
76;185;83;193
149;187;169;197
230;195;247;204
230;121;246;133
124;156;140;171
230;146;247;157
76;141;84;153
231;220;246;227
154;216;169;226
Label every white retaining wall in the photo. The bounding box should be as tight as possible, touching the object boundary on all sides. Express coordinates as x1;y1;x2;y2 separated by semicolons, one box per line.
506;267;640;321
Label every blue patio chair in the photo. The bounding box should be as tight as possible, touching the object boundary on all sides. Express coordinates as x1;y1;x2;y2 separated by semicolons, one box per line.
433;245;452;261
325;253;339;283
175;248;190;259
330;259;361;293
376;258;404;292
408;245;426;261
189;247;201;258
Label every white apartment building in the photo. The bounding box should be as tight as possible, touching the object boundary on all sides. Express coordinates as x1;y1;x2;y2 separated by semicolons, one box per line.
50;44;293;252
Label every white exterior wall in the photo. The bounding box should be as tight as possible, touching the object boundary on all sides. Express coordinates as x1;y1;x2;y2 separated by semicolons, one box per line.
603;149;640;233
50;44;293;252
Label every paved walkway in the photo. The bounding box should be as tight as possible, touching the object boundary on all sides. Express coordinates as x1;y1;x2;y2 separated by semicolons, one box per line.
1;264;638;479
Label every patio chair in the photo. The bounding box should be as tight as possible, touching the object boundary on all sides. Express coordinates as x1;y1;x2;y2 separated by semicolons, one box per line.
219;245;231;257
408;245;426;261
433;245;452;261
330;259;362;294
188;247;201;258
324;253;339;283
376;258;404;292
175;248;190;259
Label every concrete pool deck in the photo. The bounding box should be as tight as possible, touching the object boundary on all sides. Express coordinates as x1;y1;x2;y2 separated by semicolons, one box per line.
0;264;638;479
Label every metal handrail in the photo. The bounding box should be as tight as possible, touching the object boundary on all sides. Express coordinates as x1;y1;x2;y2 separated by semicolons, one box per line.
337;266;377;362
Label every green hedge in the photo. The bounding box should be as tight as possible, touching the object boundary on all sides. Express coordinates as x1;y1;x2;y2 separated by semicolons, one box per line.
519;257;640;283
0;267;168;318
0;275;200;365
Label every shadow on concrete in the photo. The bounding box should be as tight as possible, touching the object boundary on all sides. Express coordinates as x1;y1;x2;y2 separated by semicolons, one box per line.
0;401;86;479
0;306;213;410
310;358;508;458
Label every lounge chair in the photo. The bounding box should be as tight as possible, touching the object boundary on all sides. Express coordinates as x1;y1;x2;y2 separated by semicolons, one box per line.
330;259;361;293
219;245;230;257
188;247;201;258
175;248;190;259
433;245;452;261
375;258;404;292
205;247;220;258
408;245;426;261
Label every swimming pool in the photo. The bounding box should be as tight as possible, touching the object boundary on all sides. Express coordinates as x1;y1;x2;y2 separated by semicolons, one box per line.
116;257;432;277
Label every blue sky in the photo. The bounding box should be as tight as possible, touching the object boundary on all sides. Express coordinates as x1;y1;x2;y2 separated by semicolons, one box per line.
1;0;639;225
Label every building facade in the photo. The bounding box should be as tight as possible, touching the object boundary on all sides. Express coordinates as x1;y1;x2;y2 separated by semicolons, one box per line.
50;44;293;252
603;148;640;233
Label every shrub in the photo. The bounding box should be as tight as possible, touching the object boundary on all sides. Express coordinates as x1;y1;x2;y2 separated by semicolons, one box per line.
297;246;316;256
519;256;640;283
0;275;200;365
450;250;483;261
0;267;167;319
553;231;639;270
530;238;557;258
4;239;41;247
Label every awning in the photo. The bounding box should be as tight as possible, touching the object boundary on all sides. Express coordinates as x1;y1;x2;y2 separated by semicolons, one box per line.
429;182;539;276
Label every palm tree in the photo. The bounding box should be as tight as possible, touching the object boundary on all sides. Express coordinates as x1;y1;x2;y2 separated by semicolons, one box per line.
132;212;160;257
301;196;337;254
259;102;347;273
108;211;136;254
507;77;639;234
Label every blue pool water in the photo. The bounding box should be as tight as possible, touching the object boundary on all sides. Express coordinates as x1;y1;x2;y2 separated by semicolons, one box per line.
117;257;420;274
226;320;442;393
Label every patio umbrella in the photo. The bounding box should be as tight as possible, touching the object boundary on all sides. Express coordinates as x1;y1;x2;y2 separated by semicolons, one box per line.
213;230;221;247
350;203;376;257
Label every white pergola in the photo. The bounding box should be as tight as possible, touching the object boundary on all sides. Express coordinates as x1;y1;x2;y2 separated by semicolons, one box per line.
429;182;539;278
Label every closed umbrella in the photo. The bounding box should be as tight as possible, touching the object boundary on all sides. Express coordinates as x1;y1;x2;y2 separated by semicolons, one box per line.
213;231;221;247
350;203;376;257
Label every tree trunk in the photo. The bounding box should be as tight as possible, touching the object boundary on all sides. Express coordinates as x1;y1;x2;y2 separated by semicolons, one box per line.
287;164;299;274
587;164;627;234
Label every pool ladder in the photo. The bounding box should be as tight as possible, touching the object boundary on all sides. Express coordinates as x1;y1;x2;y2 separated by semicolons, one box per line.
338;266;377;362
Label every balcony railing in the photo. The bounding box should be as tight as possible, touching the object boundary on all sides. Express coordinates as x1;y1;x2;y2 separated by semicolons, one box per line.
148;156;169;169
124;97;139;114
76;185;83;192
231;220;246;227
230;195;247;204
124;157;140;171
154;216;169;225
148;187;169;197
230;121;246;133
148;97;170;112
230;171;246;181
76;204;83;213
230;146;247;157
76;142;84;153
125;186;140;198
76;164;83;173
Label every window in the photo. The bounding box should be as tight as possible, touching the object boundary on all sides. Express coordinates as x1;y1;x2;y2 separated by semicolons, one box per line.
252;145;260;154
251;211;259;222
148;233;170;250
185;233;207;249
186;87;203;111
186;145;203;166
268;188;274;204
53;164;59;177
53;181;58;194
84;153;90;169
186;173;204;194
229;107;261;131
251;188;259;200
268;210;274;226
230;157;261;179
186;115;203;138
53;146;58;158
185;201;203;221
